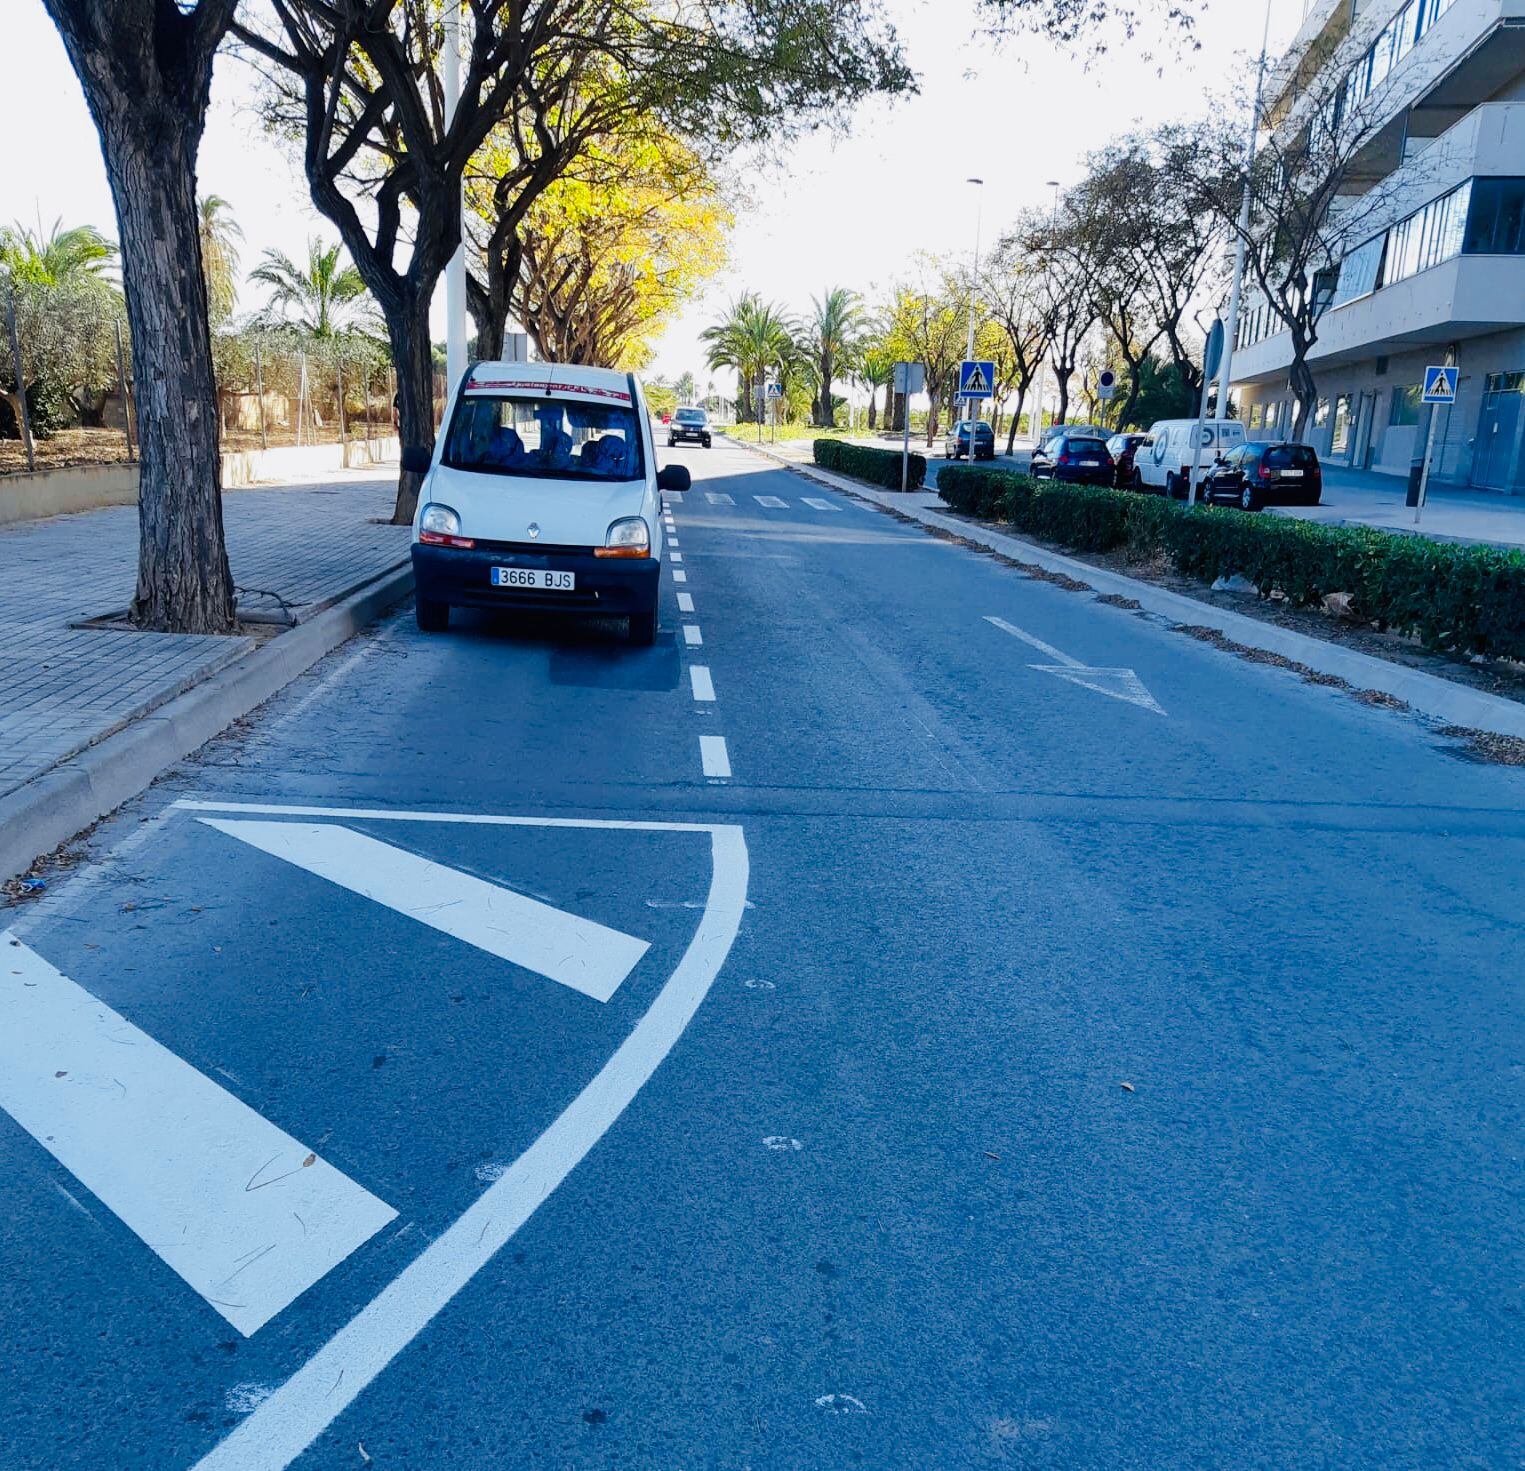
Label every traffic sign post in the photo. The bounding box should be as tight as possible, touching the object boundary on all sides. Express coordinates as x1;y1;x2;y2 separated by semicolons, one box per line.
1097;369;1117;405
1414;365;1458;525
894;362;925;493
1187;320;1226;507
958;360;995;402
765;381;783;444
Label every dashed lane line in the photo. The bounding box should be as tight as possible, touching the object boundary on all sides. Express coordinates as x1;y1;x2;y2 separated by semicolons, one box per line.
689;666;716;702
699;735;731;778
705;492;734;506
802;497;840;511
677;592;694;613
683;625;703;646
754;495;788;509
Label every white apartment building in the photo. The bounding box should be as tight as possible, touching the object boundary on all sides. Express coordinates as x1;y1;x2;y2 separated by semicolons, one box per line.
1231;0;1525;492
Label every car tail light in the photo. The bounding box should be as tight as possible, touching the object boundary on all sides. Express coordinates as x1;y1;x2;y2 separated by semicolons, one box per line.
1057;453;1072;466
1260;465;1273;479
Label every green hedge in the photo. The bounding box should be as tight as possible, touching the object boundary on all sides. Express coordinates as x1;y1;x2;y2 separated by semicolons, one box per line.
937;463;1525;663
813;438;925;490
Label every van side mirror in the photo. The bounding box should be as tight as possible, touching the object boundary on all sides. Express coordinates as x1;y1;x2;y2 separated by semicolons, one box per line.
657;465;692;492
401;445;432;475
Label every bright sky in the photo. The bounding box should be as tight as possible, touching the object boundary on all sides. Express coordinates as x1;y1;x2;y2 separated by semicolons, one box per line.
8;0;1303;391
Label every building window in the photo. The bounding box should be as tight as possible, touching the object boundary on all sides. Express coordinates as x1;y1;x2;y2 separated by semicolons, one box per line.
1332;395;1353;453
1315;399;1331;428
1249;403;1264;429
1484;371;1524;395
1390;384;1421;426
1463;178;1525;256
1333;234;1386;305
1383;181;1472;285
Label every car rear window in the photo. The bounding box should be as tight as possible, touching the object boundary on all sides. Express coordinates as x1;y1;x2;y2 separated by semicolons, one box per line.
1066;438;1106;454
444;394;645;482
1265;444;1318;470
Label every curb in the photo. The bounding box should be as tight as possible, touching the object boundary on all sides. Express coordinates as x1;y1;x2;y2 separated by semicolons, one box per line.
0;562;414;883
733;438;1525;741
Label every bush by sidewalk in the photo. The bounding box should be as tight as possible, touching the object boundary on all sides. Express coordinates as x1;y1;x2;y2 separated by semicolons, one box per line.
938;464;1525;663
814;438;925;490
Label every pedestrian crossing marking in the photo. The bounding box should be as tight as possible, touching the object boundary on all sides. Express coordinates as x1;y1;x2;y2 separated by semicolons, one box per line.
705;492;735;505
754;495;788;508
802;498;840;511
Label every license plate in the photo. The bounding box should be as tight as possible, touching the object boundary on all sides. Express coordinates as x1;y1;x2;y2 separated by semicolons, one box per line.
1079;460;1099;467
491;566;575;590
1278;468;1304;477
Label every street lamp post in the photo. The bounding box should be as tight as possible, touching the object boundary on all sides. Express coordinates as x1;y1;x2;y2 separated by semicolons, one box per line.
964;177;984;428
1215;0;1275;423
443;0;467;390
1028;179;1061;446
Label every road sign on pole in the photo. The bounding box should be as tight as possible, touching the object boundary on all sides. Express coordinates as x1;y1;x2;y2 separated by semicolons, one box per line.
958;360;995;400
892;361;925;395
892;363;924;493
1187;320;1226;506
1097;369;1117;403
1414;364;1457;525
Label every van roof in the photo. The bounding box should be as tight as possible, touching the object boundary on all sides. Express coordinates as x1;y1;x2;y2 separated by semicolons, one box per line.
1148;419;1242;431
463;361;635;405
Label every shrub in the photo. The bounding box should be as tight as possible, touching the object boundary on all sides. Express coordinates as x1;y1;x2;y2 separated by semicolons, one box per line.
813;437;925;490
936;463;1525;663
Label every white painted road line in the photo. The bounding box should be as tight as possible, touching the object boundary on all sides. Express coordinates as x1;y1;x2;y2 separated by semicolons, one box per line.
677;592;695;613
705;492;734;505
200;820;650;1003
983;615;1166;715
689;666;716;702
802;497;840;511
673;569;687;583
0;933;397;1337
683;625;703;646
754;495;788;509
699;735;731;778
193;824;749;1471
670;552;683;563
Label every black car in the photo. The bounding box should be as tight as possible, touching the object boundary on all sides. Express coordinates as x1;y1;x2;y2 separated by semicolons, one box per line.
1210;441;1323;510
945;420;996;460
1030;433;1115;486
668;407;712;447
1105;433;1150;489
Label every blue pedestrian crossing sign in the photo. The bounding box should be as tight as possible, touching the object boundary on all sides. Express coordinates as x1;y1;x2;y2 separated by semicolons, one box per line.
1422;365;1458;405
959;360;995;399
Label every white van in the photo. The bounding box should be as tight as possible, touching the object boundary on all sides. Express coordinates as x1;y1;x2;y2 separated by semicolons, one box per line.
406;362;690;644
1135;419;1247;498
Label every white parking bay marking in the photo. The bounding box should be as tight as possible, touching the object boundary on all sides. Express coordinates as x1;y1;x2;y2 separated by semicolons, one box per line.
802;497;840;511
683;625;703;646
699;736;731;778
754;495;788;509
983;615;1166;715
0;933;397;1337
677;592;695;613
199;820;649;1003
705;492;735;505
690;666;716;702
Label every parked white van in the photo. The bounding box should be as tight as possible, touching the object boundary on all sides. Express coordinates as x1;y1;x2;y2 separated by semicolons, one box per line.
1134;419;1247;499
406;362;690;644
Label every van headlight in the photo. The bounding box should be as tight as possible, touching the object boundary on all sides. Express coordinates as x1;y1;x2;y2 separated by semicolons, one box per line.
417;503;473;548
596;516;650;559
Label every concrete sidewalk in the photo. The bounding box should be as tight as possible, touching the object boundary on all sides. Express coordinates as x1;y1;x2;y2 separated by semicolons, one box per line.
0;471;409;806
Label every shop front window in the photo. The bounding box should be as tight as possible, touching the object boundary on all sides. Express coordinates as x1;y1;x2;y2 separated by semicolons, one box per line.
1331;395;1353;454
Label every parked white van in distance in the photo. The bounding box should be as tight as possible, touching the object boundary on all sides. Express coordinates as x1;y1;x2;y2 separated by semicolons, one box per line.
1134;419;1247;499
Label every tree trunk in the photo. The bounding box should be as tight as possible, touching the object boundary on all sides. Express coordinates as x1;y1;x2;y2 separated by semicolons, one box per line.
1289;352;1318;443
45;0;237;634
1055;365;1073;426
867;385;879;431
388;293;436;524
1005;385;1026;456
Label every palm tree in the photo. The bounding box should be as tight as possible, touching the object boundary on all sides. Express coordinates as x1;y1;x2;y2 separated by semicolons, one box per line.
859;344;896;431
807;287;868;427
249;237;368;339
0;220;117;287
675;370;696;404
701;294;797;422
198;196;243;324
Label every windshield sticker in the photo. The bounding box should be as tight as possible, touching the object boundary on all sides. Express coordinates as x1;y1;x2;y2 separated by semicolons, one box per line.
466;377;632;404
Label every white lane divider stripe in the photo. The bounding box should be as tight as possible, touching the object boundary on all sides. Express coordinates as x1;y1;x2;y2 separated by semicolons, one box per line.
670;552;683;563
699;736;731;778
802;497;840;511
683;625;703;646
705;492;734;505
689;666;716;702
754;495;788;509
200;820;648;1004
0;933;397;1337
673;570;687;583
677;592;694;613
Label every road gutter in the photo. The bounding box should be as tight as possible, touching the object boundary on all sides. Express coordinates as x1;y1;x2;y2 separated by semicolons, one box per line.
731;437;1525;742
0;562;414;883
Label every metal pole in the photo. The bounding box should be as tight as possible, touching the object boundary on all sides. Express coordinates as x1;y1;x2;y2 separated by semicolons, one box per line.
337;356;348;462
114;317;134;462
255;341;267;451
6;281;36;472
964;178;984;428
900;368;912;493
1187;372;1213;506
1216;0;1275;421
443;0;467;390
1414;403;1440;526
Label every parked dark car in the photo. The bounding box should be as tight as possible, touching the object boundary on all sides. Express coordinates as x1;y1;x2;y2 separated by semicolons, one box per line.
1210;441;1323;510
945;420;996;460
1031;433;1115;486
1105;432;1150;489
668;407;712;447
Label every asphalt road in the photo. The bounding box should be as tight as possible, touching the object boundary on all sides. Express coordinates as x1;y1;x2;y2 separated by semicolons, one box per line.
3;439;1522;1469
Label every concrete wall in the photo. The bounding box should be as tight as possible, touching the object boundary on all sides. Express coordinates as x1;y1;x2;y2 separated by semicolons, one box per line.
0;437;400;526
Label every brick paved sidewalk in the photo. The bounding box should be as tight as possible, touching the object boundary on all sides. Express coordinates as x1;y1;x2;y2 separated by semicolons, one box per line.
0;473;409;801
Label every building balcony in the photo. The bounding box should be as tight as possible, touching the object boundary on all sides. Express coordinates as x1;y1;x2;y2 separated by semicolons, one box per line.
1231;252;1525;384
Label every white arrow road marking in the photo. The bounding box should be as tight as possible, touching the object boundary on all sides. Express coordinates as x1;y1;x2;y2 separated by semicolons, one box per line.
984;615;1166;715
705;491;734;505
191;817;749;1471
199;821;649;1003
0;933;396;1337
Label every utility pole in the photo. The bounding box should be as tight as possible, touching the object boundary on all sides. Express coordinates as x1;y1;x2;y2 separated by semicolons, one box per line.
964;178;984;428
1216;0;1275;422
443;0;467;389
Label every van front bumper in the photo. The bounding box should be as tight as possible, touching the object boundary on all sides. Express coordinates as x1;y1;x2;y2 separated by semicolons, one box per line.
411;542;659;615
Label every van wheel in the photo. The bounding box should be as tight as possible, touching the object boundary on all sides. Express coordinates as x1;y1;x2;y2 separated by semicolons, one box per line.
415;597;449;633
1165;473;1183;500
629;603;658;646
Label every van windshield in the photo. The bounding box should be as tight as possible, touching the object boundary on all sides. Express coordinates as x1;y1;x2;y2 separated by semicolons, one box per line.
444;394;645;482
